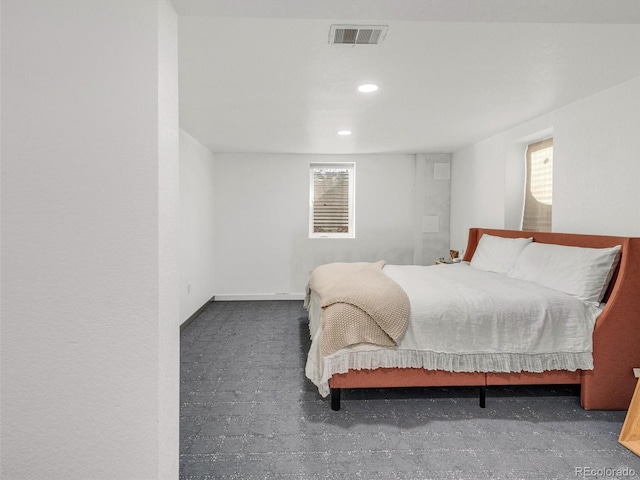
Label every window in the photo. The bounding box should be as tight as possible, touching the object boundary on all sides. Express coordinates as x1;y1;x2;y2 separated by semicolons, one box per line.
522;138;553;232
309;163;355;238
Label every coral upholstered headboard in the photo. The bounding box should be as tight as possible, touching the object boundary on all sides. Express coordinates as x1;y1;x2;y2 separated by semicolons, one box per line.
463;228;640;410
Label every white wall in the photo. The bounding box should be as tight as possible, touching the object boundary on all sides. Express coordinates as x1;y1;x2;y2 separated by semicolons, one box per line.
450;76;640;252
213;153;450;298
552;77;640;236
0;1;180;478
180;129;216;320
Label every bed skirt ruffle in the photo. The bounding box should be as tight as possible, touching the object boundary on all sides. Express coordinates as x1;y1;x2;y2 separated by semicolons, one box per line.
306;349;593;398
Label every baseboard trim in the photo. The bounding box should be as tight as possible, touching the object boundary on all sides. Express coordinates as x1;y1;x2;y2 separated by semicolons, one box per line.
214;294;306;301
180;295;215;331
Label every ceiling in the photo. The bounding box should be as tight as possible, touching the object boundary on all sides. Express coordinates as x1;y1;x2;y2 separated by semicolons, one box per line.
173;0;640;155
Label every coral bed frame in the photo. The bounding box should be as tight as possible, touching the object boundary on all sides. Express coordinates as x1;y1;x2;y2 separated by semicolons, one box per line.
328;228;640;411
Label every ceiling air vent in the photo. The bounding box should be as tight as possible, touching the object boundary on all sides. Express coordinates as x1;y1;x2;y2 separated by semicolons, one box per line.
329;25;388;45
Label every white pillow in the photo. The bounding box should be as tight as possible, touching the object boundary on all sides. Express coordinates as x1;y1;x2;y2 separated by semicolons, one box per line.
469;234;533;275
508;242;621;304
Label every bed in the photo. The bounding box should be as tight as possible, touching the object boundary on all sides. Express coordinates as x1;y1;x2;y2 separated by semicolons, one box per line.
304;228;640;411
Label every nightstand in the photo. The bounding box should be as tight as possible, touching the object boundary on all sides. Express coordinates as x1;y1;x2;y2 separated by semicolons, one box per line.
619;368;640;456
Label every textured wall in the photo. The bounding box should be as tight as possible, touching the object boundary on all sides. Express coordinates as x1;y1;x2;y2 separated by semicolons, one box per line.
414;153;452;264
1;1;179;478
212;153;420;297
208;152;453;297
450;76;640;252
180;129;216;320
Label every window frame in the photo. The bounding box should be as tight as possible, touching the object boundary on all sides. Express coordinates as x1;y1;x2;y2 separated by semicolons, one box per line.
308;162;356;239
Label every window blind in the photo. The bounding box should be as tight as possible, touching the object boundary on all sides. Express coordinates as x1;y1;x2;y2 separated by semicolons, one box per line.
522;138;553;232
312;168;349;233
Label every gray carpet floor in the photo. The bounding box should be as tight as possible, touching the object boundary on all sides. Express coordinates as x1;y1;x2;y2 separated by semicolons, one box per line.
180;300;640;480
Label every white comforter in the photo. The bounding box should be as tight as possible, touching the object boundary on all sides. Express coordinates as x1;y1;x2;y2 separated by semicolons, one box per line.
306;263;602;397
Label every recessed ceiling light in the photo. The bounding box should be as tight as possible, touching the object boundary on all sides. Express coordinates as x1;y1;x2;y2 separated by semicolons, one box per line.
337;130;352;136
358;84;378;93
